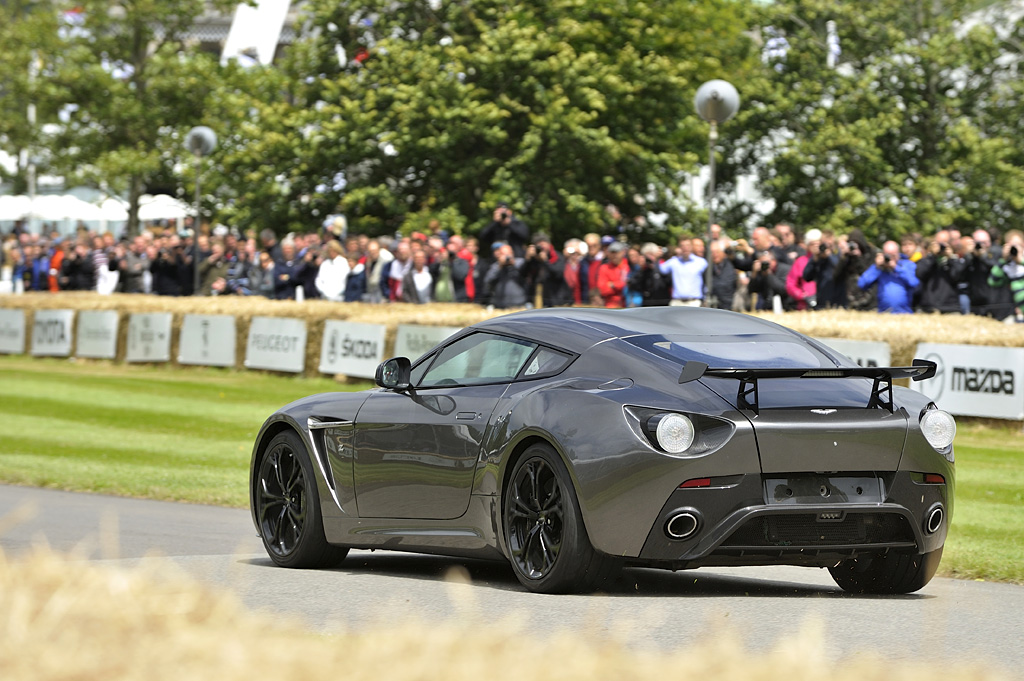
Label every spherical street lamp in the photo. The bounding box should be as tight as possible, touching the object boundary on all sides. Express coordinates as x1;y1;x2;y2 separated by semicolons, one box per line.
694;80;740;308
185;126;217;296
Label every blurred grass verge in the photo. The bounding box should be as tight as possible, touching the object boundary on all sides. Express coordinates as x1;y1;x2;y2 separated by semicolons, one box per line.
0;352;1022;585
0;546;1014;681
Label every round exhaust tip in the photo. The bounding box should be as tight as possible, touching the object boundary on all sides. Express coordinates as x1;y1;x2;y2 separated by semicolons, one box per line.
925;505;944;535
665;511;700;540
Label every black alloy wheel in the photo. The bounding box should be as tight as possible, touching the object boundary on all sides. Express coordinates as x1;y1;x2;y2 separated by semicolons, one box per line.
255;430;348;568
503;443;619;593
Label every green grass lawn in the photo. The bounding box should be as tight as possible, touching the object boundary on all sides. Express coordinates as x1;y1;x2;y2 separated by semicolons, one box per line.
0;354;1021;583
0;355;367;506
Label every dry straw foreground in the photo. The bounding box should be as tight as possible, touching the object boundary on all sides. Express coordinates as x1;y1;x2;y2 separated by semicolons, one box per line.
0;547;1012;681
2;292;1021;374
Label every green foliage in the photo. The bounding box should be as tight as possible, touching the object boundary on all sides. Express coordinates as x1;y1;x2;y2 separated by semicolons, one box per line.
212;0;758;243
738;0;1024;241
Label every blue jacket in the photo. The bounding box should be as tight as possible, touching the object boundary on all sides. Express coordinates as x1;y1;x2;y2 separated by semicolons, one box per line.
857;256;919;313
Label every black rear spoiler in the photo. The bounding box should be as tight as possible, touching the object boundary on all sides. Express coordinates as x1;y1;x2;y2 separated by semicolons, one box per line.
678;359;937;414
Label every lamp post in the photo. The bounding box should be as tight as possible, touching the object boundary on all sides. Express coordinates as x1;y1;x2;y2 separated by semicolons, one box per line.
694;80;740;308
185;126;217;296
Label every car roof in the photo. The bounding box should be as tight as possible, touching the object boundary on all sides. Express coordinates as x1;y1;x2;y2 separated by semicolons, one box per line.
472;307;800;354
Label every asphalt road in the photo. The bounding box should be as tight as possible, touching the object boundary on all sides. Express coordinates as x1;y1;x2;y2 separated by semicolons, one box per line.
2;483;1022;673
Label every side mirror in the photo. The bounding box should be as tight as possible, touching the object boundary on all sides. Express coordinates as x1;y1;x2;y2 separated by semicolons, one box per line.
375;357;412;391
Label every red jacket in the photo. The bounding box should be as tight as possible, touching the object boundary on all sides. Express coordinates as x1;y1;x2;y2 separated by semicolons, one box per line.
597;259;631;308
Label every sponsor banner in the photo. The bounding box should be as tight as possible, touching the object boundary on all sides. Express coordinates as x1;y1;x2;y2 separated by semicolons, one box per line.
31;309;75;357
126;313;173;363
815;337;891;369
76;310;119;359
179;314;236;367
393;324;461;361
0;309;26;354
319;320;386;378
246;316;306;373
911;343;1024;420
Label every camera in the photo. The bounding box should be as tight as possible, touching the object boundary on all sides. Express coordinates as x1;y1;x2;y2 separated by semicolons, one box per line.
1011;246;1020;259
939;243;947;253
819;244;828;254
883;255;892;264
975;242;983;252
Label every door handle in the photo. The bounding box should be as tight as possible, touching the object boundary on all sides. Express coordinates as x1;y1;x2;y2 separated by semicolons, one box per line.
456;412;478;421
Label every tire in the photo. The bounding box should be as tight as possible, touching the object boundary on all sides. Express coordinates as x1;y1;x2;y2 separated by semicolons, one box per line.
828;547;943;595
254;430;348;569
502;443;619;593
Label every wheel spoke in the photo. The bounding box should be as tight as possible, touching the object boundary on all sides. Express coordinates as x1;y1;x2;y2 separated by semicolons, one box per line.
525;462;541;511
510;493;537;521
541;483;561;513
538;527;560;571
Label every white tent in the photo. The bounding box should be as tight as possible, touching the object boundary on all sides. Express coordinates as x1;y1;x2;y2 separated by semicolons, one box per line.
138;194;193;221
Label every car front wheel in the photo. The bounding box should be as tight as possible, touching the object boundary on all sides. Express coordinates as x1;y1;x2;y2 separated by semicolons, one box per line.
255;430;348;568
828;547;943;594
503;443;619;593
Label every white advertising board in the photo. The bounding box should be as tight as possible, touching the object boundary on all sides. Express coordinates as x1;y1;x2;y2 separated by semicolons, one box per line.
319;320;387;378
179;314;236;367
31;309;74;357
246;316;306;373
815;337;891;369
393;324;461;361
126;313;172;363
76;310;119;359
0;309;26;354
220;0;291;66
911;343;1024;420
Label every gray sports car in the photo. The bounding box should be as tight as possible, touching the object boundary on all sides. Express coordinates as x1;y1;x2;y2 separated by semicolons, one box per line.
249;307;955;594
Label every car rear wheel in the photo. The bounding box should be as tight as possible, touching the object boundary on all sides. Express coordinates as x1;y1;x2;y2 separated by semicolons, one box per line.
255;430;348;568
503;443;619;593
828;547;943;594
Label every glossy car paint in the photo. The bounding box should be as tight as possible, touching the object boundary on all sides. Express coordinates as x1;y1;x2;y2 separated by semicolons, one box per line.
250;307;954;570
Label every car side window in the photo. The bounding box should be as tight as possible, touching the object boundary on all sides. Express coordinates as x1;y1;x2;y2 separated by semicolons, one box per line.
520;347;573;378
419;333;537;387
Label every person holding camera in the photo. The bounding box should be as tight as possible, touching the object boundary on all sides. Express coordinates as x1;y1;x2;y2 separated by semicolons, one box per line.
987;230;1024;321
960;229;1011;319
484;243;528;309
480;202;530;258
857;240;919;313
916;230;966;313
801;229;850;309
522;233;571;307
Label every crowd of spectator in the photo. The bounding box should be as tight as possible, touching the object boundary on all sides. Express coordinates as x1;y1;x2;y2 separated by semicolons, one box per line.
2;207;1023;321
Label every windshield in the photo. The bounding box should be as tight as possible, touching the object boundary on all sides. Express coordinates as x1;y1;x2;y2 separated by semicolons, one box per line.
628;333;839;369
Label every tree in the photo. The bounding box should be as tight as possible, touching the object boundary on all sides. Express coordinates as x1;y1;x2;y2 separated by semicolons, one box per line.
0;1;64;194
20;0;236;235
737;0;1024;241
213;0;760;244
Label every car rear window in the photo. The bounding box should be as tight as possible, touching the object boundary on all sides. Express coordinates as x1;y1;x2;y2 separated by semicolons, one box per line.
628;334;836;369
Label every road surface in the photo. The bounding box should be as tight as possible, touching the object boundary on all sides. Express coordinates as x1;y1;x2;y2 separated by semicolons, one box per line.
1;483;1020;673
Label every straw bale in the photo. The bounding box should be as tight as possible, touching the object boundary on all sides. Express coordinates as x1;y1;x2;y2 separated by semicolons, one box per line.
0;293;509;377
0;547;1011;681
2;293;1021;376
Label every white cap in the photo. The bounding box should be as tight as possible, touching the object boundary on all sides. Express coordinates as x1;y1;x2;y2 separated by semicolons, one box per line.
804;228;822;242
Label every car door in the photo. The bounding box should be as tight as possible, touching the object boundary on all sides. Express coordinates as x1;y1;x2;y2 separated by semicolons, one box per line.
352;332;538;519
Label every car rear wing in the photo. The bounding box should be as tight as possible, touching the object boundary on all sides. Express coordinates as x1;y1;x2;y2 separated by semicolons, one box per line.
678;359;937;414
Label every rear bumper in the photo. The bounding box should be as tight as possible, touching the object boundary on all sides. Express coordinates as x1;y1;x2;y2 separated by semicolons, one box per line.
636;471;950;569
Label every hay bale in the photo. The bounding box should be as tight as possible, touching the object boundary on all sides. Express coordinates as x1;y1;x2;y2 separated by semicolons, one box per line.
2;293;1020;376
0;547;1010;681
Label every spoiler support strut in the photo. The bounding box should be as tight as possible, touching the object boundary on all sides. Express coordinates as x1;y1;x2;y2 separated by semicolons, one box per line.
678;359;937;415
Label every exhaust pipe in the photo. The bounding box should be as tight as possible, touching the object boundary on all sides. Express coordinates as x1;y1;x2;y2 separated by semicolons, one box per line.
925;504;944;535
665;510;701;540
